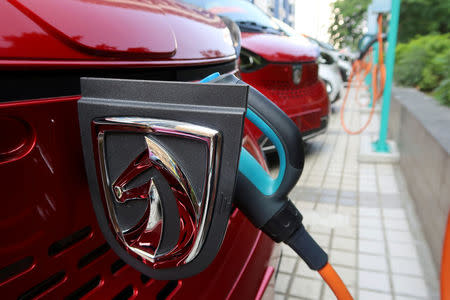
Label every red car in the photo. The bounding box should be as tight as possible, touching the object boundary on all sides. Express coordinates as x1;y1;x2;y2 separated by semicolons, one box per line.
0;0;278;299
182;0;330;152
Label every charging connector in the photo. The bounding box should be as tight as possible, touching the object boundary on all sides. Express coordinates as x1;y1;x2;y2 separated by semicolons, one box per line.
207;73;353;300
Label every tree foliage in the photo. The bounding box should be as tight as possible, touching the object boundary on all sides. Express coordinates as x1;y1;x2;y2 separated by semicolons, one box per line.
328;0;450;48
328;0;371;49
397;0;450;43
395;34;450;105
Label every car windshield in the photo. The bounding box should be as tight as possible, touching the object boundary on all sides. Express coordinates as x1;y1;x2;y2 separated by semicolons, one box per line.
272;17;297;37
306;36;336;51
182;0;281;33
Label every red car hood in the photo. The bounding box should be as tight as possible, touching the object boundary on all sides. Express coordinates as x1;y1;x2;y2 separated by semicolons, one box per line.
241;32;319;63
1;0;235;63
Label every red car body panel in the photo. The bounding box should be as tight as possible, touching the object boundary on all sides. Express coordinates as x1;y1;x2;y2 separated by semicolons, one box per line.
240;32;329;140
0;1;278;299
240;32;318;62
1;0;236;68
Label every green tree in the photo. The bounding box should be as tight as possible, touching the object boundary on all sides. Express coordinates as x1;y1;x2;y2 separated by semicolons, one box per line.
328;0;371;49
397;0;450;43
328;0;449;48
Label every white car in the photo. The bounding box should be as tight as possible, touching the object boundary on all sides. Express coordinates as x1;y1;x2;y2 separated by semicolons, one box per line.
318;51;344;103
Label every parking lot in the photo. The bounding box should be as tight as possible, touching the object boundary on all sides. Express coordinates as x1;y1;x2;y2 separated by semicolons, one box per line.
274;90;440;300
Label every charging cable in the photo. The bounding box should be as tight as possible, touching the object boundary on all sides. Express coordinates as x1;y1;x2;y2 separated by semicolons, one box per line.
205;73;353;300
340;14;386;135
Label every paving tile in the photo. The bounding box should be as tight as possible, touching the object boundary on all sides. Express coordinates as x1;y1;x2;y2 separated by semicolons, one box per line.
319;195;338;204
292;193;317;203
359;227;384;241
380;198;403;208
387;241;418;258
315;203;336;212
329;249;356;267
358;270;391;292
322;189;339;196
295;260;321;280
359;207;381;217
274;293;285;300
359;217;383;229
385;229;414;243
390;257;424;277
331;236;356;252
323;285;355;300
334;226;357;238
282;243;299;258
310;233;331;249
358;253;388;272
296;201;316;210
334;266;356;287
337;206;357;216
394;296;423;300
283;104;440;299
289;276;322;299
340;191;357;198
309;225;333;235
382;208;407;219
359;239;386;255
275;273;291;293
383;218;410;231
280;256;297;273
358;289;393;300
359;192;378;201
392;274;429;298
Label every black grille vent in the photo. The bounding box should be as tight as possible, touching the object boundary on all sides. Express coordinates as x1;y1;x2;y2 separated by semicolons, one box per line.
18;271;66;300
112;285;134;300
66;275;101;300
78;243;110;269
157;281;179;300
111;259;127;275
0;256;33;284
48;226;92;256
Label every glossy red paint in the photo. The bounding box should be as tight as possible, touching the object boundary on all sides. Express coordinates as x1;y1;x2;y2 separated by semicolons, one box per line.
0;116;36;165
240;33;329;141
241;32;319;63
0;97;277;299
255;266;275;300
0;0;235;68
1;1;278;298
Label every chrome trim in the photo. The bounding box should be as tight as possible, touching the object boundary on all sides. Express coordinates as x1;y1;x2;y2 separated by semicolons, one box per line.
93;117;222;266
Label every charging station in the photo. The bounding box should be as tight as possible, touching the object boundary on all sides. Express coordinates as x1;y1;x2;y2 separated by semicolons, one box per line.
349;0;402;162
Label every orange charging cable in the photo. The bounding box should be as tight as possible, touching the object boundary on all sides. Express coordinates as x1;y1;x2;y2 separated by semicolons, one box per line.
442;212;450;300
340;14;386;135
319;263;353;300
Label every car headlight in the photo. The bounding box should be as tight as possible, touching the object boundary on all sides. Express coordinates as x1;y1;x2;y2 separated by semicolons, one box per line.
239;49;266;73
219;16;241;56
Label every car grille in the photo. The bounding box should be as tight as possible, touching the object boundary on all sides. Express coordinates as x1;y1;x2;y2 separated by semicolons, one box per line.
1;223;180;300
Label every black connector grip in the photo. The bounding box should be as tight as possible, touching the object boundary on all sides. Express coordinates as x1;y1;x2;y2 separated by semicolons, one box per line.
261;200;303;242
286;226;328;271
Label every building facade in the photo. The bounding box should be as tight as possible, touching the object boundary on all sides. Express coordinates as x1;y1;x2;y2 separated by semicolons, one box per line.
251;0;295;27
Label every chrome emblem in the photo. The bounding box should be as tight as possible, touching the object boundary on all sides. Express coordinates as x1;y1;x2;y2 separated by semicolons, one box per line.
93;117;221;268
292;64;302;85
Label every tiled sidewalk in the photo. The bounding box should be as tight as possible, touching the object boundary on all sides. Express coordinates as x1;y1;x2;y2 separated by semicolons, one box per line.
274;93;440;299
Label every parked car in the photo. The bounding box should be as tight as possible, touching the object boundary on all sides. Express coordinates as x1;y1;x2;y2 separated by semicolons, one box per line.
0;0;278;299
272;18;344;103
303;35;353;82
182;0;330;152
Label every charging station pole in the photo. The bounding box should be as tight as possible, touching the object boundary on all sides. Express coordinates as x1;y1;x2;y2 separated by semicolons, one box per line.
369;43;379;108
373;0;401;152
